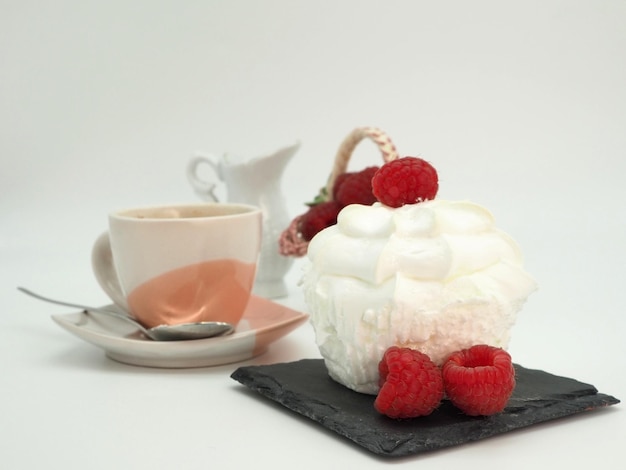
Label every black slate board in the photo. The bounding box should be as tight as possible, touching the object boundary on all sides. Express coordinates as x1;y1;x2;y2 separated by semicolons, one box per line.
231;358;619;457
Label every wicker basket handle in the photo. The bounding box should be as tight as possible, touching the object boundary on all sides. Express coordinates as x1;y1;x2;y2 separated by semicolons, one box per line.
325;127;399;197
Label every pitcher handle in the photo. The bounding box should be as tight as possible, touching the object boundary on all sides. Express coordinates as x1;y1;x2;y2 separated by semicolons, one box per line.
186;154;222;202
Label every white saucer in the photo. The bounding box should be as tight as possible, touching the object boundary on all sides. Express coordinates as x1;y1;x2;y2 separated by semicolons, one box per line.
51;295;309;368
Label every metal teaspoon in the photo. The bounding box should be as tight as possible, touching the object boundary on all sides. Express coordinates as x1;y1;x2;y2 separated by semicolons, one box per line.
18;287;235;341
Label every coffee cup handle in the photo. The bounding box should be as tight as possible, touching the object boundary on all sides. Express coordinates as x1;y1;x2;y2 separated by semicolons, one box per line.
186;154;221;202
91;232;130;312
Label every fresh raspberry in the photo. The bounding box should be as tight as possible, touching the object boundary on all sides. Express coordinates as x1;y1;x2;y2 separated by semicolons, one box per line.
371;157;438;208
333;166;379;207
374;346;444;419
331;172;351;200
442;344;516;416
298;200;342;241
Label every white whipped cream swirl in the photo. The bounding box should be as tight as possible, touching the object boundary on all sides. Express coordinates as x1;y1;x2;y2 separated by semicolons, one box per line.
302;200;537;395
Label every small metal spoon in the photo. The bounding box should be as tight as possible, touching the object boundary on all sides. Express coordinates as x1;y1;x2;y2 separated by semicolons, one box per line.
18;287;235;341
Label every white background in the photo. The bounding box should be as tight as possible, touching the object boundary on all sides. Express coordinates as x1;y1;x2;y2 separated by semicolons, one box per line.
1;1;624;468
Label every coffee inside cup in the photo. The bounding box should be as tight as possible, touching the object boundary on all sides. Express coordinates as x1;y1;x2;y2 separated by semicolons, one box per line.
120;204;255;220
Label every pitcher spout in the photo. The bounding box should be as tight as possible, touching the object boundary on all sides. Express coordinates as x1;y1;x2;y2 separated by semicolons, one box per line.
244;141;300;178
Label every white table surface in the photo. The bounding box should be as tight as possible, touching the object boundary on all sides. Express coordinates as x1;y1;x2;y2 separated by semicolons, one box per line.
2;1;624;469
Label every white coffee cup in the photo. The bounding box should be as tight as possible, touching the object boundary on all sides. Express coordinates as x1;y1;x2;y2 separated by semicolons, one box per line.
91;202;262;329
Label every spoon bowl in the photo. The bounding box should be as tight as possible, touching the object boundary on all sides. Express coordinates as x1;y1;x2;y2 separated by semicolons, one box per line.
18;287;235;341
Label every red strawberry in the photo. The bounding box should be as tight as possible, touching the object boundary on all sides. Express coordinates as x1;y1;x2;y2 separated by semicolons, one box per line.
333;166;379;207
298;201;342;241
375;346;444;419
371;157;438;208
442;344;515;416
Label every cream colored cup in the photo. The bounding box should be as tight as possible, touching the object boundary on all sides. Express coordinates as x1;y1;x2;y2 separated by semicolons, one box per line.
91;203;262;328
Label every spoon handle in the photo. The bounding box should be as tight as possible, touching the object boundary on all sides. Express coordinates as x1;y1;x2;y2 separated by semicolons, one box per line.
17;287;148;333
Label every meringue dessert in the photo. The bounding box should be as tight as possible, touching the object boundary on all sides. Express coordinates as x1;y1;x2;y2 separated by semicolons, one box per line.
302;200;537;395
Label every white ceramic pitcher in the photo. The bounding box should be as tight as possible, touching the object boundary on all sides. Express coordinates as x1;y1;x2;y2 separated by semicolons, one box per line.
187;142;299;298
